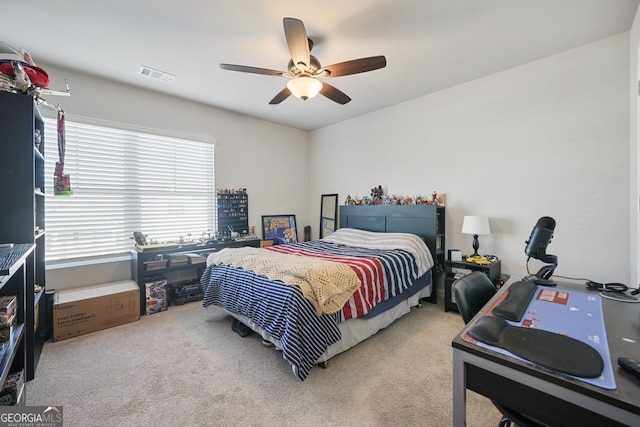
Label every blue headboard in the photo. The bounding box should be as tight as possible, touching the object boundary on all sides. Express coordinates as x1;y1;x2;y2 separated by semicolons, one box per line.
338;204;441;260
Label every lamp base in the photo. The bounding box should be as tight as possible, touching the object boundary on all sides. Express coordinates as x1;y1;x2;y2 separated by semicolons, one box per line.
471;234;480;257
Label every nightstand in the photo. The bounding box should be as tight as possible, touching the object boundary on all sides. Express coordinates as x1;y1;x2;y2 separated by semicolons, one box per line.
444;259;501;312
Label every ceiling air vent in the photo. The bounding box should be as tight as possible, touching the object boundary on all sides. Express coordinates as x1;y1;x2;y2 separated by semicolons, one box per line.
137;66;174;83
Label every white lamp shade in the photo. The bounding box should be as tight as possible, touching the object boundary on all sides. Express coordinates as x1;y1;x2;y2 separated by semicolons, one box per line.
287;77;323;100
462;216;491;235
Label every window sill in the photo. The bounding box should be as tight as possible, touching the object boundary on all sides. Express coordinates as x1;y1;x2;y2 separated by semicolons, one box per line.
46;254;131;270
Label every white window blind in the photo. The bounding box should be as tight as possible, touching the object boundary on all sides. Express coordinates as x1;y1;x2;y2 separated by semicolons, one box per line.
43;118;215;262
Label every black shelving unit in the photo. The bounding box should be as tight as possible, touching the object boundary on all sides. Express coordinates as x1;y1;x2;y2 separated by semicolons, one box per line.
0;243;33;405
0;91;48;382
130;239;260;315
216;191;249;237
435;206;445;272
422;206;445;305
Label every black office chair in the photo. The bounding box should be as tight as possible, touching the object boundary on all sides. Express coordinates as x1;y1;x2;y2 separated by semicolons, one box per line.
452;272;547;427
452;271;497;324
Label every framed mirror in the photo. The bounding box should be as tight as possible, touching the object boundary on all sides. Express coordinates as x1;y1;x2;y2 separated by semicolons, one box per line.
320;193;338;239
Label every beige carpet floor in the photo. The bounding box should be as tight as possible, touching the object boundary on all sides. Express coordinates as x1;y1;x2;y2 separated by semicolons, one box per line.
26;299;501;426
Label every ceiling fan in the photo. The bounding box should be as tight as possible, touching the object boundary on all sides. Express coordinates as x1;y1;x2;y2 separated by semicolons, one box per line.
220;17;386;105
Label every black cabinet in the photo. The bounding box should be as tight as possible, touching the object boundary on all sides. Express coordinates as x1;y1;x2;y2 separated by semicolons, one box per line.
217;191;249;238
131;239;260;315
0;91;47;382
444;259;501;312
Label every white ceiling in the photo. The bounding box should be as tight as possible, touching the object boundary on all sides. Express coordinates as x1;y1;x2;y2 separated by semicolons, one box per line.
2;0;639;131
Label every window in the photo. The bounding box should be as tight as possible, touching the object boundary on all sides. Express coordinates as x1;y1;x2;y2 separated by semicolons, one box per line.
43;118;215;262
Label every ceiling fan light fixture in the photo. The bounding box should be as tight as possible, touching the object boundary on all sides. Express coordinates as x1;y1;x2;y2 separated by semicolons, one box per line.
220;18;385;105
287;76;322;100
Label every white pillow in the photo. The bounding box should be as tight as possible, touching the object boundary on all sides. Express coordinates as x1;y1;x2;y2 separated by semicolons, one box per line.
323;228;434;275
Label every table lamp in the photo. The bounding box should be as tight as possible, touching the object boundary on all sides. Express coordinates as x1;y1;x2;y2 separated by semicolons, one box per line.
462;215;491;257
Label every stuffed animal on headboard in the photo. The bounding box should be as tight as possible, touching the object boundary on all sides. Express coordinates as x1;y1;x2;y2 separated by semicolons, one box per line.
371;185;384;205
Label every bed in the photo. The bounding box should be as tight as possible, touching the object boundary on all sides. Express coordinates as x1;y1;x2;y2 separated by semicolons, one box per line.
201;204;442;380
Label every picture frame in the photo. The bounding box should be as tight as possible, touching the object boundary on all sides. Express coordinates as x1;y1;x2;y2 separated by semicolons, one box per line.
262;214;298;244
448;249;463;262
321;217;335;238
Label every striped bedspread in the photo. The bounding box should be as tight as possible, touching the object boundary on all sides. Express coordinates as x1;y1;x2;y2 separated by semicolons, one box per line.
206;247;361;316
201;265;341;381
266;239;428;320
201;229;433;380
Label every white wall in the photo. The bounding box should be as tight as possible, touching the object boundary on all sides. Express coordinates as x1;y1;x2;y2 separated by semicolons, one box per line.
631;8;640;285
41;64;309;289
309;33;632;285
43;32;635;290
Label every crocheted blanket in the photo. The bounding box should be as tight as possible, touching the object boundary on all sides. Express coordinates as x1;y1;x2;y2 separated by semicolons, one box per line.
206;247;361;315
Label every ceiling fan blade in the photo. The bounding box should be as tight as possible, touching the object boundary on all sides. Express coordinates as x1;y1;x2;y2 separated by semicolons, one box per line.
269;87;292;104
319;83;351;105
220;63;284;77
321;56;387;77
283;17;310;67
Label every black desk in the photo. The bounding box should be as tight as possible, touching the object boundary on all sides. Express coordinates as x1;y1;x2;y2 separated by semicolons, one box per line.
452;281;640;427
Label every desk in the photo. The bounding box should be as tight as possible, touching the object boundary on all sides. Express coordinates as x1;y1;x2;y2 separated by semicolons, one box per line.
452;281;640;427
